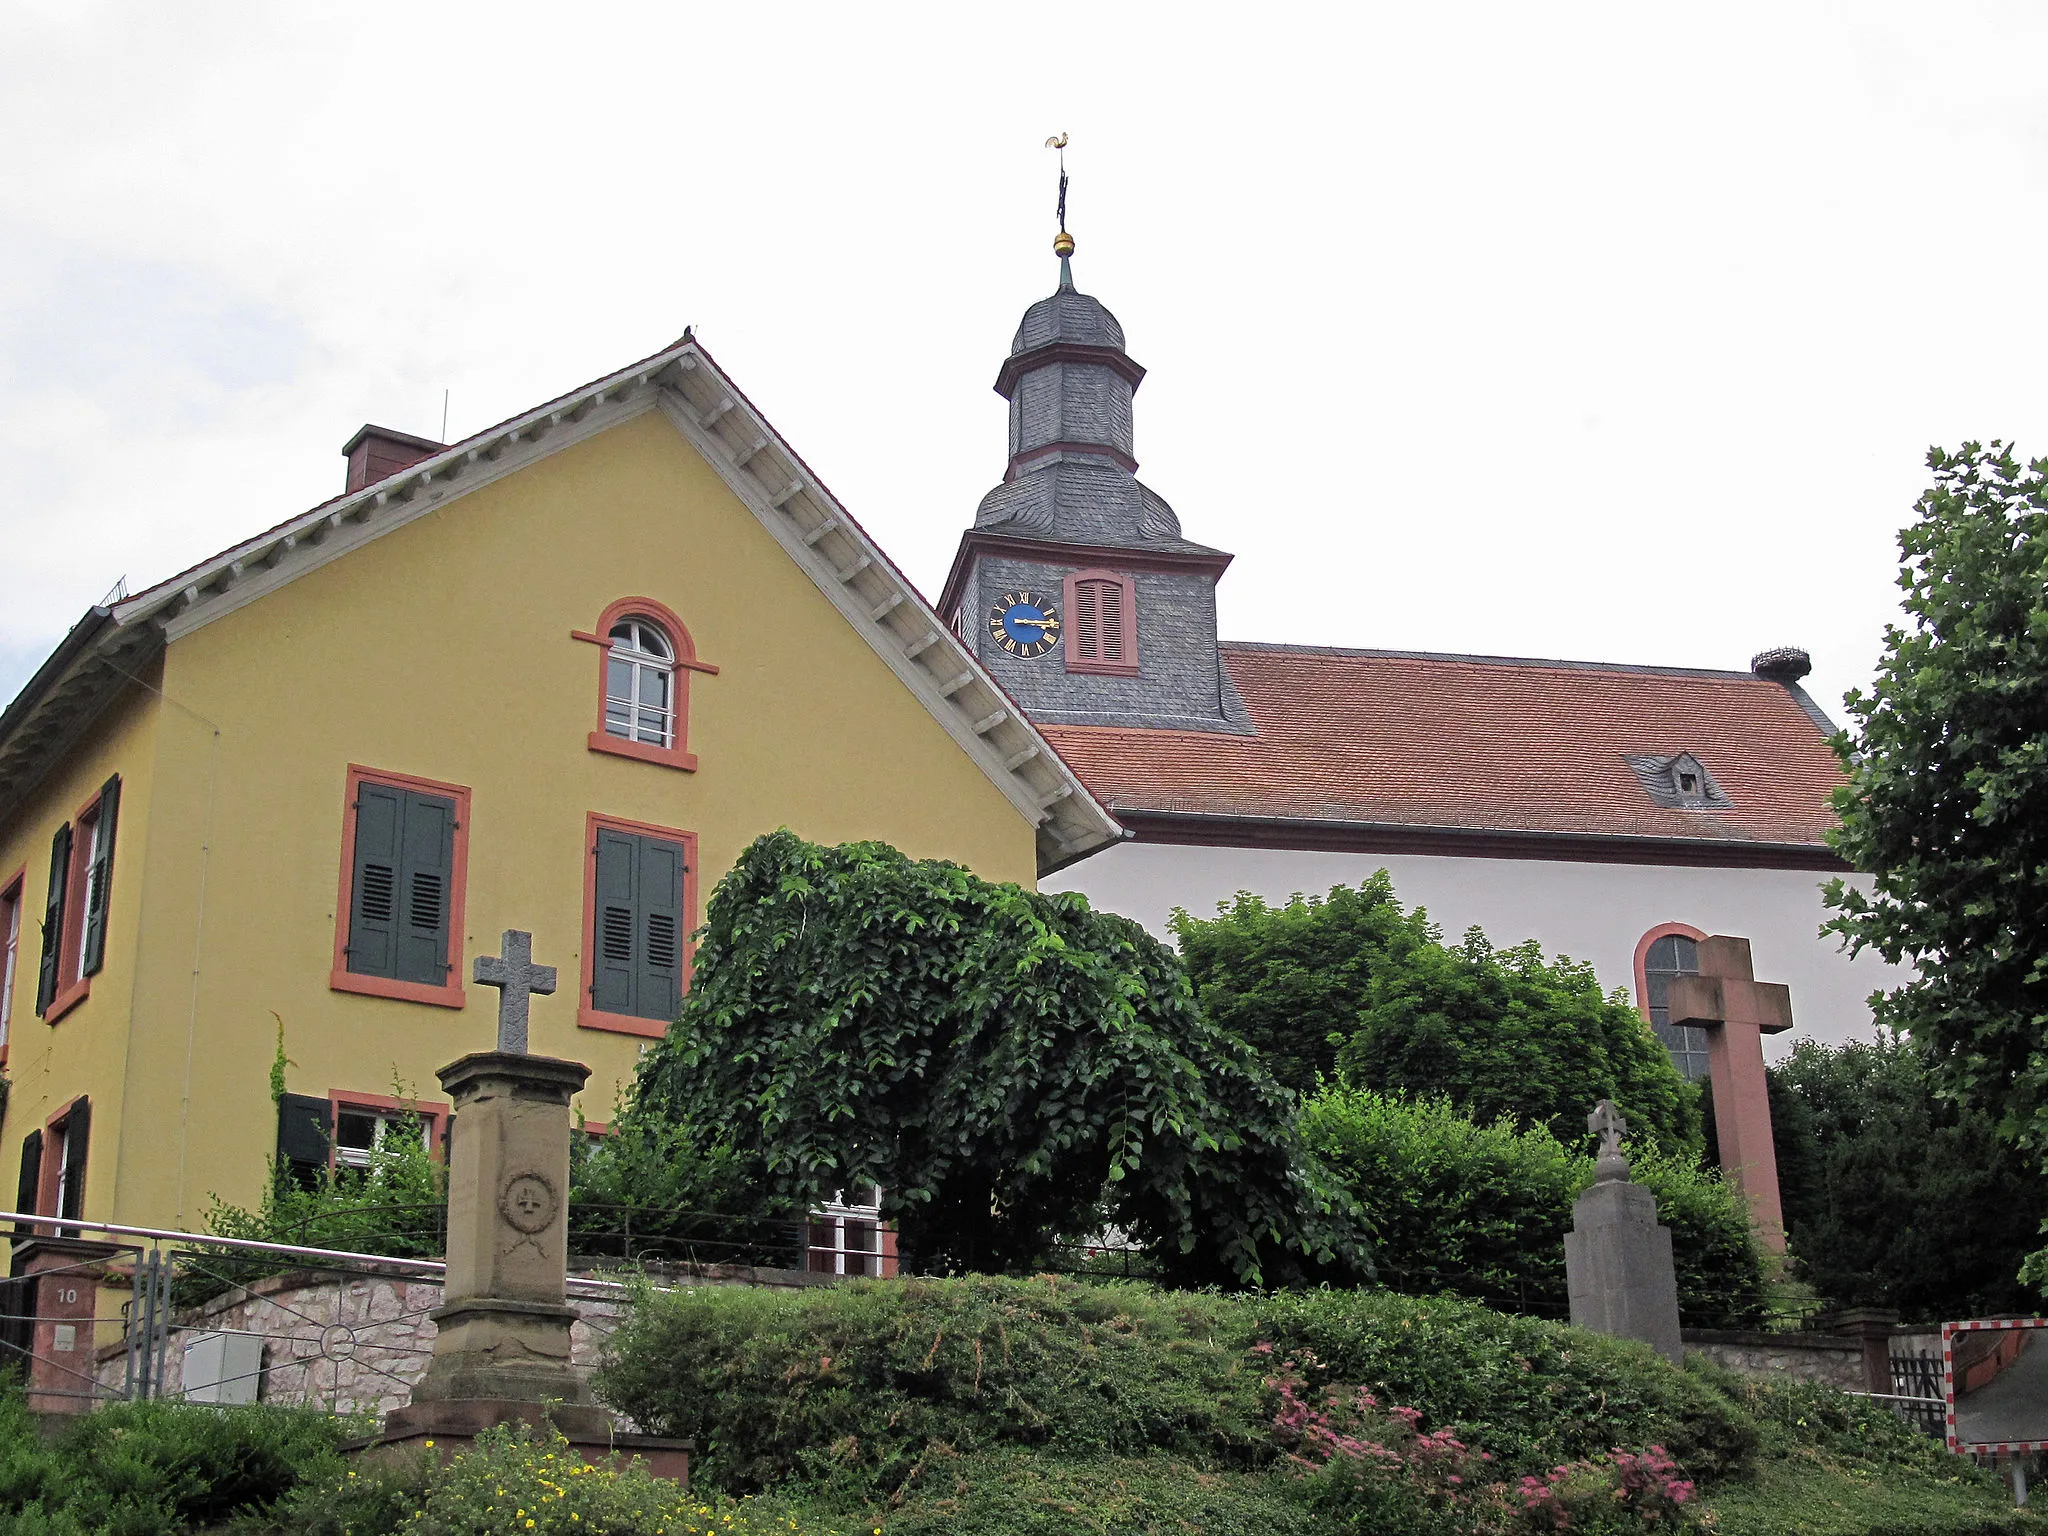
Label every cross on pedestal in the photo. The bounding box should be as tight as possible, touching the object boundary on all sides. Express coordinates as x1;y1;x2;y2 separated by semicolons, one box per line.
1587;1099;1627;1161
472;929;557;1054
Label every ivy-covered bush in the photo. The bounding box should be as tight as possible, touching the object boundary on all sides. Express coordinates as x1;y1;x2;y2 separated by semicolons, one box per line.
629;831;1358;1286
1294;1089;1767;1328
1172;878;1700;1153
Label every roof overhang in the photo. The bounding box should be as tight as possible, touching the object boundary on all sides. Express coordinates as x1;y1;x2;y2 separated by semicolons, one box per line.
1108;806;1847;871
995;341;1146;399
7;338;1122;875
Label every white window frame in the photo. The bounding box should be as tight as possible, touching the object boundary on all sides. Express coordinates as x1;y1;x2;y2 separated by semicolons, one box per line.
811;1185;885;1277
332;1105;429;1170
604;618;677;749
73;809;111;984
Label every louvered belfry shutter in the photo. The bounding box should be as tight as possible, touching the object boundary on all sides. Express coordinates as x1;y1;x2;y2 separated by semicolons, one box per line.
393;791;455;986
81;775;120;977
347;783;455;984
637;835;686;1024
1097;582;1125;663
58;1101;88;1221
35;824;71;1015
1074;581;1101;662
591;829;639;1016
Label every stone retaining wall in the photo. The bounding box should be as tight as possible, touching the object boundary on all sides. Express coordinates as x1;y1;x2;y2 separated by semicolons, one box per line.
1682;1328;1867;1391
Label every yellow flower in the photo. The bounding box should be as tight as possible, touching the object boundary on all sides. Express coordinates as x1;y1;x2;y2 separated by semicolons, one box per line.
424;1440;435;1448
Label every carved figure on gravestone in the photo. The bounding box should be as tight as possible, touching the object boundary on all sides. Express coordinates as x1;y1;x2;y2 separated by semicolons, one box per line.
1588;1099;1631;1183
473;930;558;1055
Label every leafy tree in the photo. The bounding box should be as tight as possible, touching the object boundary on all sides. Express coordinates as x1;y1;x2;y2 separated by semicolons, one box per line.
1823;442;2048;1282
1173;880;1699;1152
629;831;1359;1287
1769;1035;2046;1320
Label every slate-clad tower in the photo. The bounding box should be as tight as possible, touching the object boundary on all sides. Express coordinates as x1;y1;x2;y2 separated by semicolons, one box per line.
937;241;1246;732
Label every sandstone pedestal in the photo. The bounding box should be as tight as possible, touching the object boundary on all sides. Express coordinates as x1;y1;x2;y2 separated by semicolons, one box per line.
1564;1101;1684;1365
385;1050;607;1438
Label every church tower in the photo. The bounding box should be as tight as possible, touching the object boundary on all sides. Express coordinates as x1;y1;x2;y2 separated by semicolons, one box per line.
935;202;1245;733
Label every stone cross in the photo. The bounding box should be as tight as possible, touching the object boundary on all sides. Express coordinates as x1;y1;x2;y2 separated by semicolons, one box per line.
1587;1099;1627;1161
472;929;556;1054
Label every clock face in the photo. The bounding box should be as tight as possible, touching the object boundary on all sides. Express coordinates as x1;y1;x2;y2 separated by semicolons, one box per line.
988;590;1062;659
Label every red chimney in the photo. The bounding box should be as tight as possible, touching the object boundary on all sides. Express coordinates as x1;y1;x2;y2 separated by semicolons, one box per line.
342;424;445;493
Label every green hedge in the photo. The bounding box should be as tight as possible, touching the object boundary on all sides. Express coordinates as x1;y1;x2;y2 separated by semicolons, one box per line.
595;1273;1759;1492
1299;1087;1769;1327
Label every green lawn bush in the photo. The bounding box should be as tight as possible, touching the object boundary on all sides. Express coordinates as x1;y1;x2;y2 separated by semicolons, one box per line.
1299;1088;1768;1328
0;1385;349;1535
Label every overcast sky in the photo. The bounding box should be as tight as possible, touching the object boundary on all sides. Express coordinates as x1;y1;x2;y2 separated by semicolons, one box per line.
3;3;2045;728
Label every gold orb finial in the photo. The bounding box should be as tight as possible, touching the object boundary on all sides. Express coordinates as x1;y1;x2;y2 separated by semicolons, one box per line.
1053;230;1076;258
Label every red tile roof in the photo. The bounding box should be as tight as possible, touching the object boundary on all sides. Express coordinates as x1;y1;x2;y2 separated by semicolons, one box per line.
1040;644;1846;851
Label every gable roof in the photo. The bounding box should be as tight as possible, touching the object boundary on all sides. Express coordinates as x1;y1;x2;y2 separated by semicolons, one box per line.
1039;642;1848;868
0;338;1121;874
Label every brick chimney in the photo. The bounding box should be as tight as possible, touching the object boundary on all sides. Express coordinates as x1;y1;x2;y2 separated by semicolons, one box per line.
343;424;445;494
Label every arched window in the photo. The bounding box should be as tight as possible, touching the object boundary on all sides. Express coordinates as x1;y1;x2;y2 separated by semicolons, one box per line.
605;616;675;747
574;597;718;772
1064;568;1139;676
1639;927;1712;1082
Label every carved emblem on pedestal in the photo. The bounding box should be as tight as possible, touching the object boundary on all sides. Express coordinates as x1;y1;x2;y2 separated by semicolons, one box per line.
499;1172;559;1234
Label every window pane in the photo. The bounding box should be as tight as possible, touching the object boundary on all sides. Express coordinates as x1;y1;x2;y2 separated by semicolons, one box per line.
639;666;670;712
607;657;635;702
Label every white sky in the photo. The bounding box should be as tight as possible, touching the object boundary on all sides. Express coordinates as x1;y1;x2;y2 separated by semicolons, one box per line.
3;2;2045;728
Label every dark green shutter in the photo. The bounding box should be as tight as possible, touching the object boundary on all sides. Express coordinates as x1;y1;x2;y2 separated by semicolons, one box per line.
13;1130;40;1231
346;784;403;978
590;829;686;1022
80;775;120;977
58;1101;88;1221
393;791;455;986
35;824;70;1015
591;829;639;1015
276;1093;333;1188
637;836;686;1024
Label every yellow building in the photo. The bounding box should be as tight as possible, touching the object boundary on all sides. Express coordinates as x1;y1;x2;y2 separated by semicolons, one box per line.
0;335;1118;1237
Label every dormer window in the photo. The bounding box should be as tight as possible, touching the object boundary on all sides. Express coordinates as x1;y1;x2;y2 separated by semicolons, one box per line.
1623;752;1732;810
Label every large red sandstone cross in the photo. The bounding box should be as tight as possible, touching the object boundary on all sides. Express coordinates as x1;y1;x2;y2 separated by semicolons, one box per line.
1666;936;1792;1253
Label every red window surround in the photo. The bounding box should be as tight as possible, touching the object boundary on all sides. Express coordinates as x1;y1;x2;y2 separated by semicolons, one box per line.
327;1089;451;1170
1064;568;1140;677
0;866;23;1064
571;597;719;773
578;811;698;1040
44;783;114;1026
1631;921;1708;1021
329;764;471;1010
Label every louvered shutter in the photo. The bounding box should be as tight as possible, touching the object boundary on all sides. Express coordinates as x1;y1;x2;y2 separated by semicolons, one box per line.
14;1130;40;1230
1097;582;1125;663
1074;581;1101;661
57;1101;88;1221
346;784;403;978
591;829;639;1016
80;775;120;977
636;835;687;1025
35;824;70;1016
393;790;456;986
276;1093;334;1188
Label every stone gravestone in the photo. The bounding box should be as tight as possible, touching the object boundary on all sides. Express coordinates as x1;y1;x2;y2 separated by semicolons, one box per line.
377;930;688;1478
1565;1100;1684;1365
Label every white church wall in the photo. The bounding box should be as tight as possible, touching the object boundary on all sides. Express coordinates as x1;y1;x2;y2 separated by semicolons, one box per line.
1046;842;1905;1055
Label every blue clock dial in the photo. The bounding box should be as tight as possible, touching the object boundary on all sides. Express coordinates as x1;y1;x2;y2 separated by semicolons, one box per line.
987;590;1062;659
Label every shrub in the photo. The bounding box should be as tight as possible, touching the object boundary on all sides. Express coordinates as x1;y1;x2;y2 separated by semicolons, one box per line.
596;1274;1270;1494
1248;1288;1760;1481
0;1384;349;1535
595;1272;1761;1500
1299;1088;1768;1328
631;831;1358;1287
1172;878;1701;1154
277;1420;850;1536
